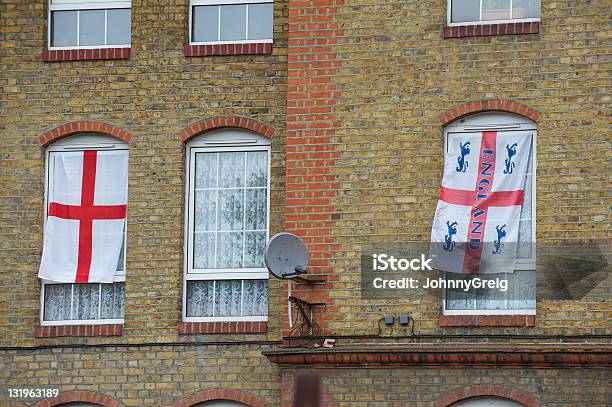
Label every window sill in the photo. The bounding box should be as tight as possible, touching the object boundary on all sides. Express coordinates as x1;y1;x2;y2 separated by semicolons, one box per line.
184;43;273;57
440;315;535;327
42;47;131;62
34;324;123;338
443;22;539;38
178;321;267;334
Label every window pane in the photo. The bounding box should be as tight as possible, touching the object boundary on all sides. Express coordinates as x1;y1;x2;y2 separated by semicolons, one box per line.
79;9;106;46
195;190;217;232
218;152;244;188
517;219;533;259
116;233;125;272
186;280;214;317
216;232;243;268
508;270;536;309
193;5;219;42
450;0;480;23
245;189;267;230
214;280;242;316
51;11;78;47
194;232;215;268
220;4;247;41
445;274;475;310
513;0;540;18
44;284;72;321
246;151;268;187
248;3;273;40
100;282;125;319
218;189;244;231
482;0;511;21
244;231;266;267
474;275;506;309
242;279;268;316
72;284;100;320
195;152;217;189
107;8;131;45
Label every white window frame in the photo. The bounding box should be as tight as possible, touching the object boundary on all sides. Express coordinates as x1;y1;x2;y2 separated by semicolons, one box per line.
48;0;132;50
188;0;274;45
183;128;271;322
40;134;128;326
446;0;541;27
442;112;536;316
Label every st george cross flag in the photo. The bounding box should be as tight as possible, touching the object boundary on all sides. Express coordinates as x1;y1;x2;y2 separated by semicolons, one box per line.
430;130;533;274
39;150;128;283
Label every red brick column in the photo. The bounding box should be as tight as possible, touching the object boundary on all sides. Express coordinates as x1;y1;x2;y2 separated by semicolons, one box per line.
285;0;344;336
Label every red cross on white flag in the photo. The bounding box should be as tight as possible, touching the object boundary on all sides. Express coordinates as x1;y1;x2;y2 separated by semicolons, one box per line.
39;150;128;283
430;130;533;274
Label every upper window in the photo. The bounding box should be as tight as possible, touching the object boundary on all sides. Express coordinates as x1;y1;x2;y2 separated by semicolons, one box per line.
184;129;270;322
48;0;132;49
448;0;540;25
443;112;536;315
189;0;273;45
41;134;127;325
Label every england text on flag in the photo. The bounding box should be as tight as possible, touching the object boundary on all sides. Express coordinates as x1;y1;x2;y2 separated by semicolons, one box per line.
430;130;533;274
39;150;128;283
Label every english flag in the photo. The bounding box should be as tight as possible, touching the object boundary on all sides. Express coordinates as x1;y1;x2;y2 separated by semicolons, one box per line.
39;150;128;283
430;130;533;274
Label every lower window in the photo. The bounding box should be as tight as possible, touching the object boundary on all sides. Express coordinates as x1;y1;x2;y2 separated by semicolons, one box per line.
186;279;268;318
43;282;125;322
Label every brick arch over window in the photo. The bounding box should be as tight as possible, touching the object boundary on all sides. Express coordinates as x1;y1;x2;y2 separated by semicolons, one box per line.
438;99;541;126
435;385;541;407
31;390;125;407
174;388;271;407
178;115;275;143
38;121;133;146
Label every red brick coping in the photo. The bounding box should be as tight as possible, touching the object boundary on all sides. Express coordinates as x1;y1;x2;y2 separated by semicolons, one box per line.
35;324;123;338
43;47;130;62
178;321;267;334
443;22;539;38
38;121;133;146
32;390;125;407
263;345;612;368
435;385;541;407
175;388;271;407
184;43;273;57
438;99;541;125
179;115;275;142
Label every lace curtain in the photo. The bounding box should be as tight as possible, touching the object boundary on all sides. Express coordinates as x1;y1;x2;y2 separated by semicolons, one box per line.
186;279;268;317
43;282;125;321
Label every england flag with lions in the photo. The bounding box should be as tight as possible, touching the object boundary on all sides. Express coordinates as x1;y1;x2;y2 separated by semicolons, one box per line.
430;130;533;274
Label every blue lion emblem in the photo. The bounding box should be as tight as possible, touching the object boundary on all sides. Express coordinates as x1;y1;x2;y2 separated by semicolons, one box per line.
492;224;507;254
503;143;518;174
443;221;458;252
456;141;470;173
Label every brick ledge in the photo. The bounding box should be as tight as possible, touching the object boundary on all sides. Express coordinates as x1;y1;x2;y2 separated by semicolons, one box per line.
443;22;539;38
43;47;130;62
178;321;267;334
440;314;535;327
35;324;123;337
184;43;273;57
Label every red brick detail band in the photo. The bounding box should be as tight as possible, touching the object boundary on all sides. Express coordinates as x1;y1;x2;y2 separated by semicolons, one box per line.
443;22;539;38
179;115;275;142
42;47;130;62
263;345;612;368
34;324;123;338
435;385;541;407
438;99;541;125
32;391;125;407
177;321;267;334
439;315;535;327
175;388;271;407
184;43;273;57
38;121;133;146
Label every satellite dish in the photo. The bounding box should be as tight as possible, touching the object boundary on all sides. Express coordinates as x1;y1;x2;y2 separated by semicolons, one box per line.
265;232;309;279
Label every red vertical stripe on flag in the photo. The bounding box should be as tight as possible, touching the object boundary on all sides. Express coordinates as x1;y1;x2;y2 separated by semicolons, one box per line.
75;151;97;283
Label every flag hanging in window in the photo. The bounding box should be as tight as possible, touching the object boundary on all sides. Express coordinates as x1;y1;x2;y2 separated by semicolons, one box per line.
430;130;533;274
39;150;128;283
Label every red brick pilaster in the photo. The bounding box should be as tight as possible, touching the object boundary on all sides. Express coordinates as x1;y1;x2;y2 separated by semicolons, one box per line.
285;0;344;336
